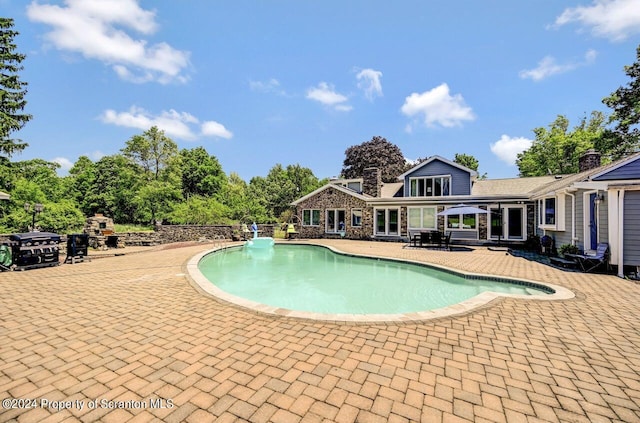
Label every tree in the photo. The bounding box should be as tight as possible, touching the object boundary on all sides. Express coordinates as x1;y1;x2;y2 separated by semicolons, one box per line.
602;44;640;159
179;147;226;199
516;112;606;177
0;18;32;157
65;156;96;216
222;172;270;222
121;127;181;223
453;153;479;171
341;136;407;182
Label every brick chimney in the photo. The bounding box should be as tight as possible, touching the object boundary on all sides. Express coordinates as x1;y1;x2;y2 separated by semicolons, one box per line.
579;149;602;172
362;167;381;197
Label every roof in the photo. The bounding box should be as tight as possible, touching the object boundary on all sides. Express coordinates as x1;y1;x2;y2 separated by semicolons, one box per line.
0;191;9;200
398;155;479;180
291;183;368;206
471;176;558;196
529;152;640;198
380;182;403;198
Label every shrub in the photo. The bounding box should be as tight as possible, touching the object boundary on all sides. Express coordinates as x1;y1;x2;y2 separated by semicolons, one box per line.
559;243;580;257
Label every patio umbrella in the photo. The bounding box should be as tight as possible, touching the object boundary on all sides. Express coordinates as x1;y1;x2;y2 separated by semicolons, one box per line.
437;204;490;216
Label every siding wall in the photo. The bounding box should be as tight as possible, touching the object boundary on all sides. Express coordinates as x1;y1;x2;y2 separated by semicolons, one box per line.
403;160;472;196
593;159;640;181
624;191;640;266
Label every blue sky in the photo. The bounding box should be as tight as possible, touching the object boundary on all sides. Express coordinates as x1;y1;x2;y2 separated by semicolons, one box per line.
4;0;640;181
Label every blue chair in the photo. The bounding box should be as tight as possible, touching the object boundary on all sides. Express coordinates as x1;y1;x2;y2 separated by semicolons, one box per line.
566;243;610;273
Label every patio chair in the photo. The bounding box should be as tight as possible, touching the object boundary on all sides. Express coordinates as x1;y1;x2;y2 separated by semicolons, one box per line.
565;243;610;273
442;232;452;251
419;231;432;247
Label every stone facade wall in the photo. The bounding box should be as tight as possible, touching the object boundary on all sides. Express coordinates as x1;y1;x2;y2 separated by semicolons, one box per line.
295;187;371;239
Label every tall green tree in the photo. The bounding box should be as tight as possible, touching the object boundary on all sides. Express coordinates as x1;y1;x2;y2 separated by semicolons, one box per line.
179;146;226;199
65;156;96;216
341;136;407;182
121;127;181;223
516;112;606;177
602;44;640;159
0;18;31;157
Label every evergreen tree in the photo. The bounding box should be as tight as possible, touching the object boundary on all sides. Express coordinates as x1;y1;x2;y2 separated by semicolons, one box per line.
0;18;31;157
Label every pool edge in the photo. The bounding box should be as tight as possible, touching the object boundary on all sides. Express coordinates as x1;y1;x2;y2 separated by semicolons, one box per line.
185;242;575;323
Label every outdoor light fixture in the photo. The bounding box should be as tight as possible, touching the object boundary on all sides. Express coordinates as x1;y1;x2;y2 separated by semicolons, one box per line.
594;193;605;205
24;202;44;232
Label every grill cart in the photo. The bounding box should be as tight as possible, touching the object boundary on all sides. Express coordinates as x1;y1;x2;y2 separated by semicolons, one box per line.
8;232;61;271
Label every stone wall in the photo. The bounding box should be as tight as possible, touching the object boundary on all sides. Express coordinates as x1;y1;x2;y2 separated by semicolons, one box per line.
295;187;371;239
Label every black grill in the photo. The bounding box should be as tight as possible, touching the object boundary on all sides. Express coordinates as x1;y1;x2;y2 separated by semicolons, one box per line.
8;232;61;271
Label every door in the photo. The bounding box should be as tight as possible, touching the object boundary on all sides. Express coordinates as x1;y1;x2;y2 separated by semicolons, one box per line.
507;208;523;239
490;208;503;239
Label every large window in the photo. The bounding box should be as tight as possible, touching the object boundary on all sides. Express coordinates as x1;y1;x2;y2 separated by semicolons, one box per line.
302;209;320;226
408;207;437;230
409;176;451;197
326;209;346;233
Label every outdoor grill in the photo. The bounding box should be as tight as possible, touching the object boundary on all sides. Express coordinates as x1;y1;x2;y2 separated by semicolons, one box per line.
8;232;61;271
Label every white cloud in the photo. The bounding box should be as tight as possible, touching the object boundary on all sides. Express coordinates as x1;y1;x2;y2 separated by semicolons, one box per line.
249;78;286;96
100;106;232;140
306;82;351;111
27;0;190;84
490;135;533;166
201;121;233;139
356;68;383;101
400;83;475;129
52;157;74;172
553;0;640;41
519;49;598;81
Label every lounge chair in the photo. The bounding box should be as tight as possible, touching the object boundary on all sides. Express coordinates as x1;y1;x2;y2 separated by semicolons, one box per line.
566;243;610;273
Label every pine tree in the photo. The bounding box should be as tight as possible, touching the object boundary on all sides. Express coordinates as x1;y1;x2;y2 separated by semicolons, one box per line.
0;18;32;157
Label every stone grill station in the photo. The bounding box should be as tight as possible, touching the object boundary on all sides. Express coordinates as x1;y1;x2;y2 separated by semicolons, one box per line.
83;214;124;249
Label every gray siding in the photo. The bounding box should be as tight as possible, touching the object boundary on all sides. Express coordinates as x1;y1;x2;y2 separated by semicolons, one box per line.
549;195;573;248
404;159;472;196
624;191;640;266
593;158;640;181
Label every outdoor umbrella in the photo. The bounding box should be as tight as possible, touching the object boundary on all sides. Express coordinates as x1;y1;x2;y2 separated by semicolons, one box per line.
437;204;490;216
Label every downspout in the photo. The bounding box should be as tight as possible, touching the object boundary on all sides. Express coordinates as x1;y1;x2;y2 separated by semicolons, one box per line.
563;188;578;246
618;190;625;278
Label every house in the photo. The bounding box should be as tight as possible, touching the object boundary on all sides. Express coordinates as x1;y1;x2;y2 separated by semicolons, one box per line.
292;150;640;277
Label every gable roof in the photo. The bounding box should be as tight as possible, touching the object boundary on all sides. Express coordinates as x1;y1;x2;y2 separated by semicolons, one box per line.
291;183;368;206
0;191;9;200
529;152;640;198
398;155;479;180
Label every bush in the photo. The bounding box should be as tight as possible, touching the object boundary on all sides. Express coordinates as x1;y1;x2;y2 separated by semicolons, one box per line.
559;243;580;257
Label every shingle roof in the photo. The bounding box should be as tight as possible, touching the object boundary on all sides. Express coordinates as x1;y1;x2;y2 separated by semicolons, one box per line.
471;176;558;196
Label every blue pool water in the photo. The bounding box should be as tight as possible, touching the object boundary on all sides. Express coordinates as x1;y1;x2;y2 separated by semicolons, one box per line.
197;244;551;315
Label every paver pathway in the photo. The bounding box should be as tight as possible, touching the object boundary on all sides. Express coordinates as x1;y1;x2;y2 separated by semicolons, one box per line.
1;240;639;422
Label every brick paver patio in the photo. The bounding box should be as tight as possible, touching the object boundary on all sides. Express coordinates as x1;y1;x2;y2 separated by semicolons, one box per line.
1;240;639;422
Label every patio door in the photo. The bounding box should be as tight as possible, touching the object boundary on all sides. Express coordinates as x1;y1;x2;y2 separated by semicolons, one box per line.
375;208;400;236
489;205;525;241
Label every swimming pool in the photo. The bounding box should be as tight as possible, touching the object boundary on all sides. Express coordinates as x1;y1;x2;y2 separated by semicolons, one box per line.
188;243;573;322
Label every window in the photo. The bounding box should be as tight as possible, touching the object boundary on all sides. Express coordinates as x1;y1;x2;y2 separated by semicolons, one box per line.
409;176;451;197
446;213;476;230
544;198;555;225
537;195;565;231
408;207;437;230
302;209;320;226
351;209;362;227
326;209;346;233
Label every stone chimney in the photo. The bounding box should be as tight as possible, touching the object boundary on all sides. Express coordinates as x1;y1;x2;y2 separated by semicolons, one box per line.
362;167;381;197
579;149;602;172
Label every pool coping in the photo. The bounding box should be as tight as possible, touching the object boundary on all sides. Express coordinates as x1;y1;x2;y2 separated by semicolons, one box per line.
185;242;575;323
